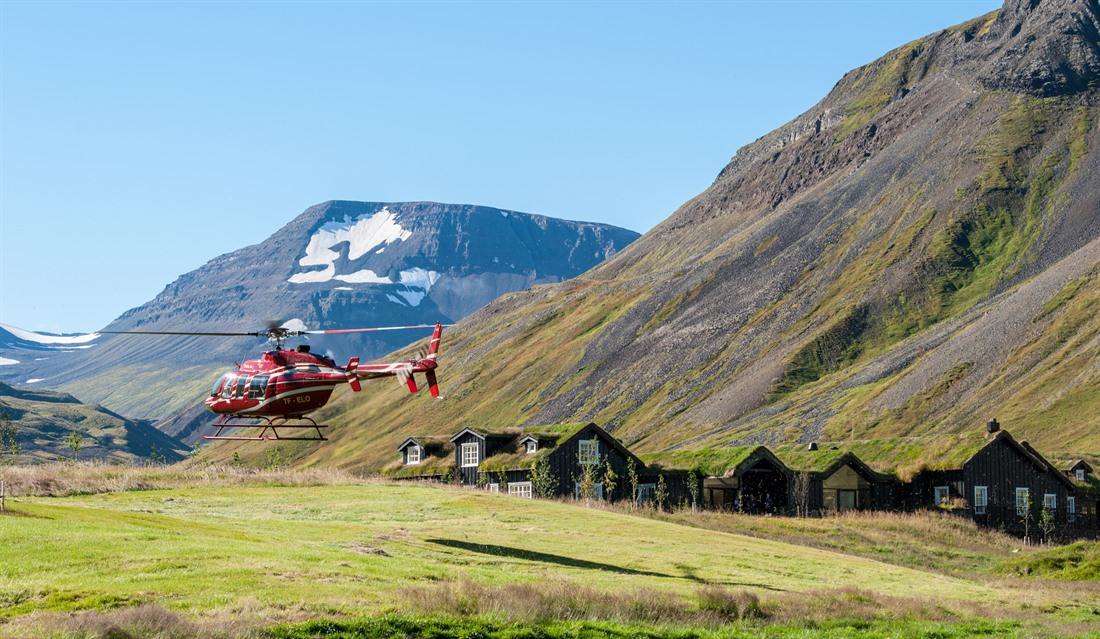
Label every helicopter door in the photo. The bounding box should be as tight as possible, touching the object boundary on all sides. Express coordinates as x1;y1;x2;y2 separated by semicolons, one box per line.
234;375;249;399
248;375;269;399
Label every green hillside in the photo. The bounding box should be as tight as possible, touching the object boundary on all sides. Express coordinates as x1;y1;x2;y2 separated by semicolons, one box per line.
0;466;1096;637
0;382;188;464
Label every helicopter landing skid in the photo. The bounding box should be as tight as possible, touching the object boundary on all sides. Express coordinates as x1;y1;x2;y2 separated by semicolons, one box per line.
202;415;329;441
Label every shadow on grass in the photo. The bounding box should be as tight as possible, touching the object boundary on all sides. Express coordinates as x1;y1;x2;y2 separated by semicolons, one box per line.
426;538;785;590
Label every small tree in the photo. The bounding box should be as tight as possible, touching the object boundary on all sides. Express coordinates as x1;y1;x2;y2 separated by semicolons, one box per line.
496;469;509;493
147;444;166;466
574;436;601;501
575;465;598;501
67;431;85;461
477;469;490;489
655;475;669;512
626;458;640;508
1018;490;1033;545
0;404;19;462
1039;503;1057;545
792;472;812;517
601;455;618;500
530;456;555;498
687;470;701;512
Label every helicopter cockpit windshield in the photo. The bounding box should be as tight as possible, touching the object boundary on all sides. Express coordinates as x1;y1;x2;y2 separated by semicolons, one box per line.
211;373;233;398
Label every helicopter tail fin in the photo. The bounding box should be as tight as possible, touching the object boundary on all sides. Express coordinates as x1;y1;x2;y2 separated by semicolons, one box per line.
426;322;443;360
345;357;362;392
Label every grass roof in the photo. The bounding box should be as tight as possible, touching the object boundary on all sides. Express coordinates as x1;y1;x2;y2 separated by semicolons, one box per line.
479;423;594;472
639;446;761;476
382;440;455;479
771;446;853;474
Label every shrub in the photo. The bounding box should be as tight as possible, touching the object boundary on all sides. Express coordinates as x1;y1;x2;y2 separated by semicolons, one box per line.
695;585;766;621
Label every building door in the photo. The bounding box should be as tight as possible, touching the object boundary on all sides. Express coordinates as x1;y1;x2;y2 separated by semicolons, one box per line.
838;490;857;512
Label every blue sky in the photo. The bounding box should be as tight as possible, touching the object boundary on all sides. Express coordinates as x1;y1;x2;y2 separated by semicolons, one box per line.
1;0;1000;333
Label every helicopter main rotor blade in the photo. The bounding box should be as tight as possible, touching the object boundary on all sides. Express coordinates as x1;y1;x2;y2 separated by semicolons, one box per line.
304;324;450;335
98;330;267;337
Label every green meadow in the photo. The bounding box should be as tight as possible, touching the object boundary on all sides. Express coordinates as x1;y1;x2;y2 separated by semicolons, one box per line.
0;465;1097;638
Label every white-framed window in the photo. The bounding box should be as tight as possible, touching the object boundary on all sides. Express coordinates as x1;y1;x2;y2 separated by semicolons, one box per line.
637;483;656;504
461;442;479;467
973;486;988;515
933;486;949;506
406;445;421;465
575;482;604;500
1043;493;1057;511
525;439;538;454
1016;487;1030;517
487;483;500;493
508;482;533;499
578;439;598;465
1068;496;1077;522
1077;469;1087;482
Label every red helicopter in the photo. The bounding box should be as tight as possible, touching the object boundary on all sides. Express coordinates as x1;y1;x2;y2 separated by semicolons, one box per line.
101;321;446;442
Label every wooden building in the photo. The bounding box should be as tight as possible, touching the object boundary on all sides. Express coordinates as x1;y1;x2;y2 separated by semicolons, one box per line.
388;423;651;502
386;417;1090;538
910;428;1076;535
773;447;895;515
390;436;454;480
1059;459;1098;534
694;447;790;513
449;427;523;486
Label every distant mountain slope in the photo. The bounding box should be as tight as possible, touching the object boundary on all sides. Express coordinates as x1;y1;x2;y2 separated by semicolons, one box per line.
244;0;1100;473
0;382;187;464
0;201;638;426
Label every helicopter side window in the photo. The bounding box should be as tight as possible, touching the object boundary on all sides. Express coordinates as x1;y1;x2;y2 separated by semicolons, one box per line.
248;376;269;399
220;374;237;399
235;375;248;398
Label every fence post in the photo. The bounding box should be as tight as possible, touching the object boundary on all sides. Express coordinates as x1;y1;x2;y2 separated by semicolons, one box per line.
2;480;5;513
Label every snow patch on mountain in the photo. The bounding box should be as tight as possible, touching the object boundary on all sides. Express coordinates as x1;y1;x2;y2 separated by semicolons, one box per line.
399;267;441;291
0;322;100;345
0;357;18;366
288;207;412;284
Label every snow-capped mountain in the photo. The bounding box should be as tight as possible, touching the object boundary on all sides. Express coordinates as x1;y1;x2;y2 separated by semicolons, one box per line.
0;201;639;423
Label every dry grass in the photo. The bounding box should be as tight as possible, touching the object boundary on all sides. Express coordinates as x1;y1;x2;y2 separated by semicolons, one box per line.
396;579;1009;630
0;461;366;498
398;580;692;625
1;604;264;639
625;503;1029;577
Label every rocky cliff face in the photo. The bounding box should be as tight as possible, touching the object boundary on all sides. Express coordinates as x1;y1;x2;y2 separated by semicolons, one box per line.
0;201;638;425
976;0;1100;96
266;0;1100;473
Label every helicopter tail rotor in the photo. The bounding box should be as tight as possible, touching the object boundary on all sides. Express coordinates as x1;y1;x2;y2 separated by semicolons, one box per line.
396;363;418;393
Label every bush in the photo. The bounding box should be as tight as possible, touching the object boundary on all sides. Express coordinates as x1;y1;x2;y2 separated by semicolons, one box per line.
695;585;765;621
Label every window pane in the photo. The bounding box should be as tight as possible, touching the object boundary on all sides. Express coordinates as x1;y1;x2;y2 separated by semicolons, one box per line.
461;443;479;467
578;440;598;465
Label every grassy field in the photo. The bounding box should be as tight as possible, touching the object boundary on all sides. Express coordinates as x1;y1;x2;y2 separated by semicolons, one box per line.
0;464;1097;638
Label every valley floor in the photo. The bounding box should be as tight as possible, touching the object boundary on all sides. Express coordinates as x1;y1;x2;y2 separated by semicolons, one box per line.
0;463;1097;638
